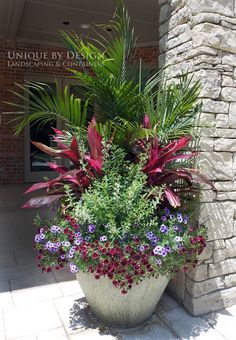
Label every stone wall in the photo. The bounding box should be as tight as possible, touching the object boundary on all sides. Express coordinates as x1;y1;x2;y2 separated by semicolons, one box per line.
158;0;236;315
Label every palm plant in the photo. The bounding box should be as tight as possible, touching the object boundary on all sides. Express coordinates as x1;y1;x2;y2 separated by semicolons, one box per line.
7;0;201;149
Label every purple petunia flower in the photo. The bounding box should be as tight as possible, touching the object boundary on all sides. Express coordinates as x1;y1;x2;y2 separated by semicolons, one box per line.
161;249;168;257
177;213;183;223
60;254;66;259
69;262;79;273
74;238;83;246
74;232;82;238
153;246;163;255
173;225;179;231
39;233;45;240
156;259;162;265
175;236;182;242
139;245;145;252
161;215;167;221
146;231;154;240
164;208;170;216
85;235;91;241
100;235;107;242
35;234;41;243
151;236;159;246
183;218;188;224
169;214;175;220
160;224;169;234
50;225;61;234
88;224;96;233
62;241;70;247
165;245;171;253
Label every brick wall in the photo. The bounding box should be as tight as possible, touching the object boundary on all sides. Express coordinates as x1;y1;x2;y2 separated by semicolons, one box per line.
0;40;158;183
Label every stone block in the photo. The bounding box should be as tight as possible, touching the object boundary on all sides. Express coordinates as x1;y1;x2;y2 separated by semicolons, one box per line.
198;242;213;260
221;20;236;31
168;5;190;30
216;191;236;201
186;277;224;297
160;3;171;24
187;264;208;281
192;23;236;54
224;273;236;287
222;76;234;87
213;249;226;263
167;29;192;50
221;87;236;101
167;272;185;303
159;34;168;53
189;0;234;17
199;138;214;151
214;138;236;152
199;202;234;241
202;99;229;114
225;237;236;257
215;114;229;128
214;181;236;191
190;13;220;27
229;102;236;128
213;239;225;250
222;52;236;66
184;286;236;315
199;189;215;202
194;69;221;99
214;128;236;138
199;112;215;125
168;23;189;40
159;22;169;38
199;152;233;180
209;258;236;277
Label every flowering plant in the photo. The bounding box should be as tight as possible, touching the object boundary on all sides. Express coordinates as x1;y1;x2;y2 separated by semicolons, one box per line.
33;145;206;294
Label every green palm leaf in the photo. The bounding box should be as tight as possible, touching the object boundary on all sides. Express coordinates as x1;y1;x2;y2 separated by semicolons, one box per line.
7;81;89;136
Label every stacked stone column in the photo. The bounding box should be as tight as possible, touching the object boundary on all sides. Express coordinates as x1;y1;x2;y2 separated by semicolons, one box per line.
158;0;236;315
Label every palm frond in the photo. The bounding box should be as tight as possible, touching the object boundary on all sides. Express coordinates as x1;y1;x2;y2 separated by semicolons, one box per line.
6;82;89;136
143;74;201;142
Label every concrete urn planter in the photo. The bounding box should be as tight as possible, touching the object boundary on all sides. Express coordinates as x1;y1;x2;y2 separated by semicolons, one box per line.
76;271;169;328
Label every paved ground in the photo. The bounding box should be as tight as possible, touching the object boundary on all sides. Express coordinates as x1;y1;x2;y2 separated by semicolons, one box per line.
0;185;235;340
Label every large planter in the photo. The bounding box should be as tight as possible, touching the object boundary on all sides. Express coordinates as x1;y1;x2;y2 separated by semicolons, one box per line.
76;272;169;328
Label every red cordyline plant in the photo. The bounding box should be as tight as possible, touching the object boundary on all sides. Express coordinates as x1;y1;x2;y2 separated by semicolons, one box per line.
23;115;213;209
23;118;103;208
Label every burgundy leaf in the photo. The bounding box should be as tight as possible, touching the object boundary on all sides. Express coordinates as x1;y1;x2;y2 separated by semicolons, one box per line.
188;170;215;189
25;182;51;194
164;188;181;208
31;141;63;157
51;127;64;136
143;114;151;129
166;152;198;163
47;162;68;174
70;137;79;152
51;136;68;149
85;156;103;173
61;150;79;165
22;195;64;208
88;117;102;162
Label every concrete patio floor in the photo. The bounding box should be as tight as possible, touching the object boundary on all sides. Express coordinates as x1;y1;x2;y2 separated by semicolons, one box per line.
0;185;235;340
